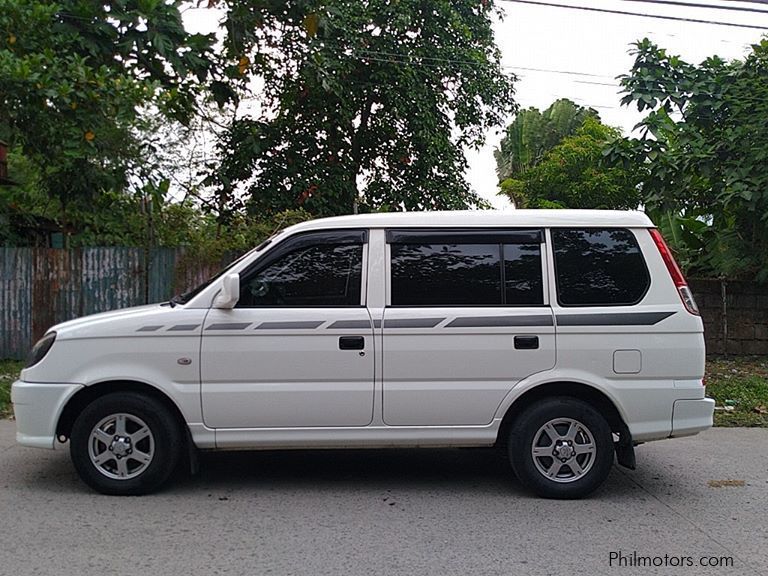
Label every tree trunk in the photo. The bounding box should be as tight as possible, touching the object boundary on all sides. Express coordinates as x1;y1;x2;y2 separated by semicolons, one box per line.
348;93;375;214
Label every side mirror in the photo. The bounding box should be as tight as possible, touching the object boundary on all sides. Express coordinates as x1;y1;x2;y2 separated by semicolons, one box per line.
213;273;240;309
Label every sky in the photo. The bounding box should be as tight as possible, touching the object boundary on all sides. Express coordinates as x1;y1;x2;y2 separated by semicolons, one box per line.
473;0;768;208
183;1;768;210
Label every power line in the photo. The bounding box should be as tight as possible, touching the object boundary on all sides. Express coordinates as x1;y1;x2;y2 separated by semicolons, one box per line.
354;48;499;68
511;64;615;78
622;0;768;14
575;80;622;86
349;51;624;108
498;0;768;29
354;49;618;79
352;51;768;112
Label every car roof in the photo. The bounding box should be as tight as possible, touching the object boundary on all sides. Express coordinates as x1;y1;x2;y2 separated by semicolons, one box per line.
284;209;654;234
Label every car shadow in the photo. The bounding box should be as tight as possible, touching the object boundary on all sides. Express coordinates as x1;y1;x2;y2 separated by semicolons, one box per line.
10;443;656;500
183;447;649;499
183;447;520;494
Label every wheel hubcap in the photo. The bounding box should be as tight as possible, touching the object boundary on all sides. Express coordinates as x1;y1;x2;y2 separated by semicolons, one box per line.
531;417;596;483
553;441;574;460
88;413;155;480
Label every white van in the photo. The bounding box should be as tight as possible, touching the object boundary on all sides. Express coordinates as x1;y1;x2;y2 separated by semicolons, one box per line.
12;210;714;498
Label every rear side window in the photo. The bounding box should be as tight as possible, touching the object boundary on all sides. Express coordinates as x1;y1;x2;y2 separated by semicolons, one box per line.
391;244;502;305
504;244;544;305
388;230;544;306
553;228;649;306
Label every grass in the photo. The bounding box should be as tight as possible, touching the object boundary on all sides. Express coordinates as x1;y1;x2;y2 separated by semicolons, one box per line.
1;356;767;426
705;356;768;427
0;360;24;418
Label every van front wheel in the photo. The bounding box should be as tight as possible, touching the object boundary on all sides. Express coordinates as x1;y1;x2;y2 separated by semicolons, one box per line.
508;398;614;499
70;392;182;495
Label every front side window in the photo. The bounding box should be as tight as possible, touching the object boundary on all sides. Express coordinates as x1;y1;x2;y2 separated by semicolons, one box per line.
553;228;649;306
238;240;363;307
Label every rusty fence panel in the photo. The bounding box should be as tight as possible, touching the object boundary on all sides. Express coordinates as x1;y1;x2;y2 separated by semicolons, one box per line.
0;248;32;359
0;247;236;360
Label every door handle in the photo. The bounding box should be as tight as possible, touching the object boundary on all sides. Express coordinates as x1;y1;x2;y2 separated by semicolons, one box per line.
339;336;365;350
514;335;539;350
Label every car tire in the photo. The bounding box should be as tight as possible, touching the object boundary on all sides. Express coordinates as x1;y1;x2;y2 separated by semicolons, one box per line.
508;397;614;499
70;392;182;495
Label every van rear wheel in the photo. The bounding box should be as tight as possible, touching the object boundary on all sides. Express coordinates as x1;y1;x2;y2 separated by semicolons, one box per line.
70;392;182;495
508;398;613;499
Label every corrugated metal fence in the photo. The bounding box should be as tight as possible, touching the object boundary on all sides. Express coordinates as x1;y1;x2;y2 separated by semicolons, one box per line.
0;248;235;359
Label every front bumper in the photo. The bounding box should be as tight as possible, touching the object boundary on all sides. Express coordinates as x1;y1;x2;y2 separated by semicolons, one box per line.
671;397;715;438
11;381;84;449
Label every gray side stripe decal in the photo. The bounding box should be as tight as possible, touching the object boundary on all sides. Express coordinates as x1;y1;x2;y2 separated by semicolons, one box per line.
138;313;672;333
447;315;553;328
256;321;324;330
384;318;445;329
556;312;676;326
206;322;252;331
328;320;372;329
167;324;200;331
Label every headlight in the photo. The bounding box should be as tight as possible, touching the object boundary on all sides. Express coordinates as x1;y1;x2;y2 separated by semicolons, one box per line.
26;332;57;368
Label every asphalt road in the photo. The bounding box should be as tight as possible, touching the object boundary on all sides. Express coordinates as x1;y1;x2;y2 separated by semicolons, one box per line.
0;420;766;576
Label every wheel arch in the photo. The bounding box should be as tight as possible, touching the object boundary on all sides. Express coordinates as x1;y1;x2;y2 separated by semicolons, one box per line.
56;380;188;441
496;381;630;447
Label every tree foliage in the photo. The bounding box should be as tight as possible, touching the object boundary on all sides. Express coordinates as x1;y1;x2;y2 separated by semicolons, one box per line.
3;1;517;250
494;98;598;183
0;0;215;213
495;100;638;210
212;0;516;216
501;117;640;209
607;38;768;281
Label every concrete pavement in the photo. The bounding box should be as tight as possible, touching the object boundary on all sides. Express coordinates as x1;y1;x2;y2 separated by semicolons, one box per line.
0;420;766;576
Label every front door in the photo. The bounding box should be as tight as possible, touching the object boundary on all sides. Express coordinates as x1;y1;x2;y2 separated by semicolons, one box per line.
201;230;374;428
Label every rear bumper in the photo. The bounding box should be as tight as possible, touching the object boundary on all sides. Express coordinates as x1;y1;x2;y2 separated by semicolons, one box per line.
11;381;84;449
671;397;715;438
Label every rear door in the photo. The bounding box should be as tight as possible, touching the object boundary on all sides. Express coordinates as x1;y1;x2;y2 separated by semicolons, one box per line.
200;229;374;429
381;229;555;426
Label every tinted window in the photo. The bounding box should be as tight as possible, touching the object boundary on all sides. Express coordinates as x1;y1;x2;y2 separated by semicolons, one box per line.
553;228;649;306
391;244;501;306
239;243;363;307
504;244;544;305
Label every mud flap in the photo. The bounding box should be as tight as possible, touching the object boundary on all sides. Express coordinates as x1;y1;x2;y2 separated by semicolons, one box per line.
186;427;200;476
615;432;636;470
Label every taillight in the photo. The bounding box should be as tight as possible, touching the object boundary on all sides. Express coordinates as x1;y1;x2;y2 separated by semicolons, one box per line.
649;228;700;316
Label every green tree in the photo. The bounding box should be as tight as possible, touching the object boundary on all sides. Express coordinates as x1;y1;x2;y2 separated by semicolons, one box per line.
494;98;598;184
502;117;640;209
607;38;768;280
211;0;516;216
0;0;215;221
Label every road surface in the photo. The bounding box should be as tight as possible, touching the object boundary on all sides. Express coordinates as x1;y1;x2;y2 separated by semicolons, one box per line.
0;420;766;576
